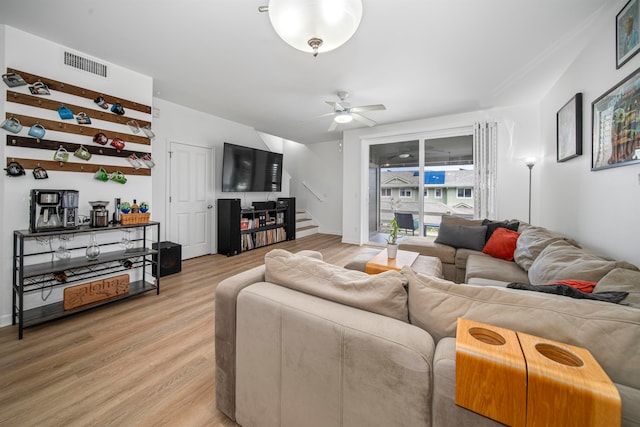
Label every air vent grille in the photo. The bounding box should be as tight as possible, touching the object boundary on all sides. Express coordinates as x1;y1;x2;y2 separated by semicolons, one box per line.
64;51;108;77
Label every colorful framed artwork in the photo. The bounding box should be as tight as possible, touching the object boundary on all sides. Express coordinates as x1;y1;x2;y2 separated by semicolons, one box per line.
557;93;582;162
617;0;640;69
592;66;640;170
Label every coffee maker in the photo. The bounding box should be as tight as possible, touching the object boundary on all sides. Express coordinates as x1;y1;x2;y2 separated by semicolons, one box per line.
29;189;79;232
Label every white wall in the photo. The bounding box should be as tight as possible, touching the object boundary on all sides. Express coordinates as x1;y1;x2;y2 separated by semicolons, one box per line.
539;0;640;267
150;98;290;249
284;139;343;234
0;26;153;326
341;104;541;245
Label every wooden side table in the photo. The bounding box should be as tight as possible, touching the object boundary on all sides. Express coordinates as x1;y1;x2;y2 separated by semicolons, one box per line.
365;249;419;274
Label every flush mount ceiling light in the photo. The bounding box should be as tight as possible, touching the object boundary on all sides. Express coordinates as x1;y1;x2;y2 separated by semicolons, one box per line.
334;111;354;123
259;0;363;57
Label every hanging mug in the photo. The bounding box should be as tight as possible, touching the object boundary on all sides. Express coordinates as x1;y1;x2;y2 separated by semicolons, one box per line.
74;145;92;161
94;95;109;109
110;138;125;150
75;112;92;125
2;72;27;87
127;154;143;169
110;102;125;115
33;166;48;179
53;146;69;162
94;167;109;182
141;153;155;168
28;123;46;139
110;170;127;184
28;81;50;95
57;105;74;120
4;161;25;177
93;132;109;145
141;125;155;139
1;116;22;133
127;120;140;134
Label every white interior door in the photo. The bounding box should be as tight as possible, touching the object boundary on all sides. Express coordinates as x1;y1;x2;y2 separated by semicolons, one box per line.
168;142;214;259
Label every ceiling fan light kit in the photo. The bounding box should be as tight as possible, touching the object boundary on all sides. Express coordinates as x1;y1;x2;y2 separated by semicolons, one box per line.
262;0;363;57
334;111;353;123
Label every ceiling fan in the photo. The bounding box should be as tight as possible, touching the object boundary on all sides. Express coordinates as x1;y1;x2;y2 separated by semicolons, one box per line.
319;91;386;131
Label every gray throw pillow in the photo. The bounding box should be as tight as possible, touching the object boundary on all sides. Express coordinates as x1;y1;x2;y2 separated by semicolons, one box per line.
434;223;487;251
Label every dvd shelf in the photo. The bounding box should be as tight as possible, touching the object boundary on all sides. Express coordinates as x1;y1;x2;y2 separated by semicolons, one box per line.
217;198;295;256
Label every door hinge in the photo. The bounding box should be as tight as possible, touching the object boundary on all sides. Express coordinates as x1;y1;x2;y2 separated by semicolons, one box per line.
169;151;173;158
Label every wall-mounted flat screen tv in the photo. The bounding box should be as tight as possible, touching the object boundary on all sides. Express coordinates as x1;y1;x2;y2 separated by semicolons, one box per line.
222;142;283;192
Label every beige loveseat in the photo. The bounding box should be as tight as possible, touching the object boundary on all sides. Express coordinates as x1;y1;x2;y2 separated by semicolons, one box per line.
215;249;640;427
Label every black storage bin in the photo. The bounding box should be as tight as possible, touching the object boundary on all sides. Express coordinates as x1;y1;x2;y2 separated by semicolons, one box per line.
152;241;182;277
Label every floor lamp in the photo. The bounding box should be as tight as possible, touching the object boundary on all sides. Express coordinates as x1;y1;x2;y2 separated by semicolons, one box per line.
525;158;536;224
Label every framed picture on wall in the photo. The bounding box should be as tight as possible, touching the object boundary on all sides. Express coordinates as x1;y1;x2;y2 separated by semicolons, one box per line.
557;93;582;162
592;66;640;170
617;0;640;69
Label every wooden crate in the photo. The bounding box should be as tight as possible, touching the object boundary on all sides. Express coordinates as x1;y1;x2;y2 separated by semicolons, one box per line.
120;212;150;225
63;274;130;310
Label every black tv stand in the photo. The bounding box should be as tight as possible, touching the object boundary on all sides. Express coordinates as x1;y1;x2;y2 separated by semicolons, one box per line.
217;198;296;256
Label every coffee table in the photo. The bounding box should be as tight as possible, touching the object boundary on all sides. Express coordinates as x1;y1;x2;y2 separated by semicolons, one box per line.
365;249;420;274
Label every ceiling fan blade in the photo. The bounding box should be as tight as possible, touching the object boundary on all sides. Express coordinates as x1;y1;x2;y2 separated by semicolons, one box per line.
326;100;347;111
351;113;377;127
349;104;386;113
310;112;337;120
328;120;339;132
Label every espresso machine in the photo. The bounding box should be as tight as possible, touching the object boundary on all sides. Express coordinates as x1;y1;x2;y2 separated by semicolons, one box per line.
29;189;79;232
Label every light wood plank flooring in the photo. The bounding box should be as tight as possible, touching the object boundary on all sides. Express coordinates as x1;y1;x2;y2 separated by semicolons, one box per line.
0;234;375;427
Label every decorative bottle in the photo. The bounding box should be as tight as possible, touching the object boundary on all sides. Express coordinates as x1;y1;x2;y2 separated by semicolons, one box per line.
131;199;139;213
85;232;100;260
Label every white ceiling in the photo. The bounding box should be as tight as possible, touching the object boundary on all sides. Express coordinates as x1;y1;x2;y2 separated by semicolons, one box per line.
0;0;611;144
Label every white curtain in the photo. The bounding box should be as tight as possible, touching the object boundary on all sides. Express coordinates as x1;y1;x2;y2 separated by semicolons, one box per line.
473;121;497;219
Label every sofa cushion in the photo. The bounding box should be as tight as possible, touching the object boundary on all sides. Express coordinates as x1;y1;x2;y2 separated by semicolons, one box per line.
513;226;577;271
481;218;520;242
402;266;640;389
264;249;409;322
441;215;483;227
594;268;640;309
465;254;529;284
434;223;487;251
527;240;638;285
398;237;456;264
482;227;520;261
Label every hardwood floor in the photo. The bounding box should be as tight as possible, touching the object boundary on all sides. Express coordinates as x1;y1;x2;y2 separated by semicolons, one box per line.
0;234;374;427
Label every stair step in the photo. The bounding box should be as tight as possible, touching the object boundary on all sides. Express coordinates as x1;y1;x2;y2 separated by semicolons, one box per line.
296;218;312;223
297;225;318;232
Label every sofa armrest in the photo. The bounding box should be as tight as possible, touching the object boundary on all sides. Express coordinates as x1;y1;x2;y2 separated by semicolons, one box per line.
235;282;436;427
215;264;266;420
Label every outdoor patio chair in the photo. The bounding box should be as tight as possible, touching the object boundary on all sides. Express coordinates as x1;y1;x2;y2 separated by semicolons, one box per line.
395;213;418;235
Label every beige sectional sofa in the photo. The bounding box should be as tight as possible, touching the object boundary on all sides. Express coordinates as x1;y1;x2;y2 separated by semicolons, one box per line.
215;248;640;427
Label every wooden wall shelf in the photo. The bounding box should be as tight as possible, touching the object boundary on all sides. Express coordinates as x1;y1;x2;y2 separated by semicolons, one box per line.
7;68;152;115
5;113;150;146
6;157;151;176
6;135;148;159
6;91;151;128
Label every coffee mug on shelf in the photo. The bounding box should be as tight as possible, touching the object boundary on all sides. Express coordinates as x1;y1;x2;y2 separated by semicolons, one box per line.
28;123;46;139
127;120;140;134
94;95;109;109
1;116;22;133
94;167;109;182
110;170;127;184
141;125;155;139
110;138;125;150
53;146;69;162
127;154;143;169
5;161;26;177
28;81;50;95
75;112;92;125
57;105;74;120
74;145;92;161
33;166;48;179
140;153;155;168
93;132;109;145
2;72;27;88
110;102;125;115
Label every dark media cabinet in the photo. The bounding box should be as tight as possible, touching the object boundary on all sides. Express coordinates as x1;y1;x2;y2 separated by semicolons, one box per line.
217;197;296;256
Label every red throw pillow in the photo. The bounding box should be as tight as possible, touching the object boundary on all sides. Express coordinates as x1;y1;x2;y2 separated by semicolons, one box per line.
482;227;520;261
544;279;597;293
